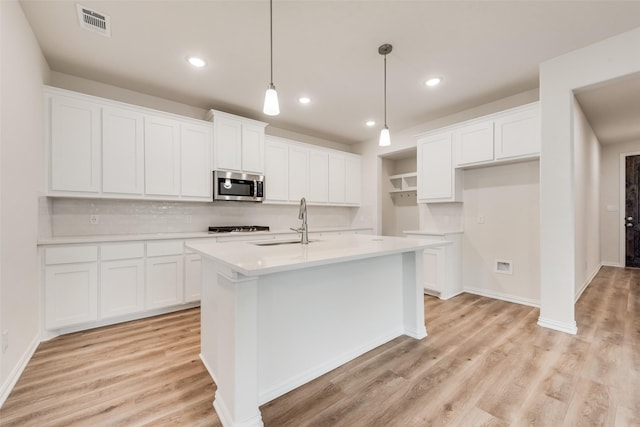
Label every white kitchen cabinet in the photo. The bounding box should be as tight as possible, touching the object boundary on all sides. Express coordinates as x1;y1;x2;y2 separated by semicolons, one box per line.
146;255;185;309
184;253;202;303
48;94;101;194
144;115;181;197
289;145;309;201
180;122;213;200
417;131;463;203
264;138;289;202
100;259;145;319
454;121;494;167
99;242;145;319
405;232;462;300
494;104;540;160
328;154;346;204
102;107;144;195
44;245;99;329
209;110;267;174
345;156;362;205
308;149;329;203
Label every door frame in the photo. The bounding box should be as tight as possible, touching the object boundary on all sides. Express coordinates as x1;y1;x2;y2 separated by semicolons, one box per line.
618;151;640;267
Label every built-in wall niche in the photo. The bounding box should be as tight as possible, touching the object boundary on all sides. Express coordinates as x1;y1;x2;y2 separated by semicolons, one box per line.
381;150;419;237
389;172;417;193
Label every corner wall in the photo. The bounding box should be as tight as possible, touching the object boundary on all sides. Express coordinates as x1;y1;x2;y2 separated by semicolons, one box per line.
0;0;50;405
573;99;601;299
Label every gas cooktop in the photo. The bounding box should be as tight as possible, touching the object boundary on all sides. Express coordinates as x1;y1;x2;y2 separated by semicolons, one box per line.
208;226;270;233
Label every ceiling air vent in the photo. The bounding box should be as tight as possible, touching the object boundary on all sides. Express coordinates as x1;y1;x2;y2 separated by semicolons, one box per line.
76;4;111;37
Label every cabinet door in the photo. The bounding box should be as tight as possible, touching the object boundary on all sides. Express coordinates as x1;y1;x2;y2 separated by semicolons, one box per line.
214;116;242;171
184;254;202;303
494;106;540;160
345;156;362;205
45;263;98;329
308;150;329;203
49;95;101;193
264;139;289;202
423;248;444;295
454;121;494;166
289;145;309;201
102;107;144;195
328;155;346;204
418;132;461;202
241;124;265;174
145;115;180;196
146;256;184;309
181;123;212;199
100;259;145;319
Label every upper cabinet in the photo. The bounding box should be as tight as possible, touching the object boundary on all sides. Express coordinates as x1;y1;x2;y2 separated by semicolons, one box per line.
417;131;463;203
48;95;101;194
208;110;267;175
263;136;362;207
453;102;540;168
44;87;213;202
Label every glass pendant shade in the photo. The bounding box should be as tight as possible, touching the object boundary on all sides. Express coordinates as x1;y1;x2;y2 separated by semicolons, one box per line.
379;126;391;147
263;83;280;116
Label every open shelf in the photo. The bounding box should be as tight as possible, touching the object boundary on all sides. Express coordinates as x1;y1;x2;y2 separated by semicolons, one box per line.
389;172;417;193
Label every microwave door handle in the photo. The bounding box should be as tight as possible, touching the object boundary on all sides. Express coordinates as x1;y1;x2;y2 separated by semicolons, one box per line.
253;180;257;198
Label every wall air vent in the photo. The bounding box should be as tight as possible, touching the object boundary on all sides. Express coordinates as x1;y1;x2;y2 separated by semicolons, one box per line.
76;4;111;37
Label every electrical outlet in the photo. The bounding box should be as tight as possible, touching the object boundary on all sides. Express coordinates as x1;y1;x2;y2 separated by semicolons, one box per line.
477;216;485;224
2;330;8;353
90;215;99;225
186;215;192;223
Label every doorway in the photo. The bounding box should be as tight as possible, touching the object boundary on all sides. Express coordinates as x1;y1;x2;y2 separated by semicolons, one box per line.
623;154;640;267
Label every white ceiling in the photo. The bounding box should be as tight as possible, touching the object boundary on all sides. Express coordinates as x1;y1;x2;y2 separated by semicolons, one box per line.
19;1;640;145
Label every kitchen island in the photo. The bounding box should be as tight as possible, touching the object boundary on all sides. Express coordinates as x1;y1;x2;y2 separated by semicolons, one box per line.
187;234;450;427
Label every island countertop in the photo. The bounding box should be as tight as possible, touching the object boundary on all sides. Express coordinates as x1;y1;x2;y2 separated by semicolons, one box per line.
186;234;450;276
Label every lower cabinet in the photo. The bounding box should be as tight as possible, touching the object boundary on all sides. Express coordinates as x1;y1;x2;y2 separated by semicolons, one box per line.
146;255;184;310
184;253;202;303
100;259;145;319
45;263;98;329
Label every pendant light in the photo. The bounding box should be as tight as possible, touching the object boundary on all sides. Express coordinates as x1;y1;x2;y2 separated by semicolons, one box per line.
263;0;280;116
378;43;392;147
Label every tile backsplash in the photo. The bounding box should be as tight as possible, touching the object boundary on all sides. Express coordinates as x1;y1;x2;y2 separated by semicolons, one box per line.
43;197;356;237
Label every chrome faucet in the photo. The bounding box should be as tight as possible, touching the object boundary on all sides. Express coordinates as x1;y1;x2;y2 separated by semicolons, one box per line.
290;197;309;244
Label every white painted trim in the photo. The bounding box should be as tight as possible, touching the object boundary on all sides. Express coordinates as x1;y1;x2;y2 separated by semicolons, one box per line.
463;287;539;308
601;261;622;268
439;289;465;301
199;354;219;389
0;333;39;408
214;391;264;427
618;151;640;267
575;263;602;302
537;317;578;335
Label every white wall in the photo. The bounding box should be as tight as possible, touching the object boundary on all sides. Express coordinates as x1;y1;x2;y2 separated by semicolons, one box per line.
573;99;601;299
539;26;640;334
462;161;540;306
600;139;640;266
0;0;50;405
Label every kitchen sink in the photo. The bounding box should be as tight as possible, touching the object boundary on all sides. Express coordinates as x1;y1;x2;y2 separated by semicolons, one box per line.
252;240;314;246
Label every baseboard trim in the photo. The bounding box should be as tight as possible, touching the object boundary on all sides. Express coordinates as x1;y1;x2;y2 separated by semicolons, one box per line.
463;287;539;308
575;263;602;302
0;333;40;408
537;317;578;335
601;261;622;268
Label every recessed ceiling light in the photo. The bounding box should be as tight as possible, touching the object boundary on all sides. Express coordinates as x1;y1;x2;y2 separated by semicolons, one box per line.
366;120;376;127
299;96;311;104
187;56;206;68
425;77;441;87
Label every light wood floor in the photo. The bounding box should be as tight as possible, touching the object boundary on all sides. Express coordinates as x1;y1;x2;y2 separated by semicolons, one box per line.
1;266;639;426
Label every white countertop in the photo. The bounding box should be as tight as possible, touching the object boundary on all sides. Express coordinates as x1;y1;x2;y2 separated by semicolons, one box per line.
37;227;372;246
187;234;450;276
403;230;463;236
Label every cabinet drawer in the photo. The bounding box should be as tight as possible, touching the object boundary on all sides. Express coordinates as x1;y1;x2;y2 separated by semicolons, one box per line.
146;240;184;257
45;245;98;265
101;243;145;261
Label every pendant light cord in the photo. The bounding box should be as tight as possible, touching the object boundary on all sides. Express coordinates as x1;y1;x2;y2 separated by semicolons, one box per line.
269;0;273;85
383;53;387;127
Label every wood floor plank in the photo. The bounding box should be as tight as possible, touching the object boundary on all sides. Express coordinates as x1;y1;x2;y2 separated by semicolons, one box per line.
2;266;640;425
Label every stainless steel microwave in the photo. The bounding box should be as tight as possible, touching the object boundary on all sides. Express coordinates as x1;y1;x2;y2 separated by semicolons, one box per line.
213;171;264;202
